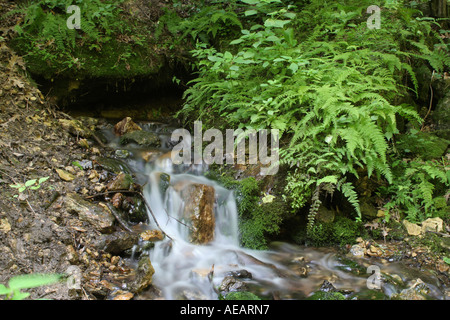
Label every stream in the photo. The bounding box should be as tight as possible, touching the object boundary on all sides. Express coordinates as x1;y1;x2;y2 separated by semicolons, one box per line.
98;120;448;300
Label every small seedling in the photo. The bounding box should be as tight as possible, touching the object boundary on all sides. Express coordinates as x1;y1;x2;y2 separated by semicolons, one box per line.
10;176;50;198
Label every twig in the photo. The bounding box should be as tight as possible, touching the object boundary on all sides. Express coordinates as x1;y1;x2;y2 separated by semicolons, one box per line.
84;189;174;241
106;202;134;233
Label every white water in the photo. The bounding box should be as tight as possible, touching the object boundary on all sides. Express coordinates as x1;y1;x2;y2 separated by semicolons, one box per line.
141;153;286;299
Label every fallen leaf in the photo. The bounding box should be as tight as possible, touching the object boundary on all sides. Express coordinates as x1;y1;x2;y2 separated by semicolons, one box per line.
56;168;75;182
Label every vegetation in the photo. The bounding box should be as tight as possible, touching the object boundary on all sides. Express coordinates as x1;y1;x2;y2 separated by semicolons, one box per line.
177;0;449;241
8;0;156;78
3;0;449;246
0;274;63;300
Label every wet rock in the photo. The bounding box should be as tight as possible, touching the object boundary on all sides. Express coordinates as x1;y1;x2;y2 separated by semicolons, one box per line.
113;291;134;300
96;230;139;255
393;278;430;300
290;256;310;277
120;130;161;148
95;157;132;174
140;230;164;242
65;193;115;233
122;196;147;224
114;117;142;136
111;192;124;209
180;183;216;245
308;281;346;300
156;172;171;195
349;244;365;258
106;172;134;191
131;256;155;294
226;269;253;279
219;276;248;294
115;149;131;159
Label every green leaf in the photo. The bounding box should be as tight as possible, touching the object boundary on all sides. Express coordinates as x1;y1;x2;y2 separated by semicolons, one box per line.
230;38;244;45
0;284;11;295
8;274;63;291
264;19;291;28
9;184;23;189
11;290;30;300
245;9;258;16
25;179;37;187
38;176;50;184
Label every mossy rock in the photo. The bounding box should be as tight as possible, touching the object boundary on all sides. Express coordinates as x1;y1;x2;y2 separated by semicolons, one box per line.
396;131;449;160
221;291;261;300
432;91;450;140
120;130;161;147
307;291;346;300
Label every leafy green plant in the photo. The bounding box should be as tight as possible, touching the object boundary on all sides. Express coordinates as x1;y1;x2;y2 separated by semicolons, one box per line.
178;0;449;236
377;157;449;223
10;176;50;198
0;274;63;300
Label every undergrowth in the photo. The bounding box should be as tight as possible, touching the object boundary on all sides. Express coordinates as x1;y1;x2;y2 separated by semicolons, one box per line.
178;0;450;239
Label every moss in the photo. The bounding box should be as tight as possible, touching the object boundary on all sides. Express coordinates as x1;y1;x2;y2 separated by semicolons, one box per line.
306;217;364;247
396;131;449;160
307;291;346;300
206;167;289;250
332;217;362;246
220;291;261;300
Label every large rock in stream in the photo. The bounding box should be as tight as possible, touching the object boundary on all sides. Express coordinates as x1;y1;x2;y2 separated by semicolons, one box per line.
179;183;216;245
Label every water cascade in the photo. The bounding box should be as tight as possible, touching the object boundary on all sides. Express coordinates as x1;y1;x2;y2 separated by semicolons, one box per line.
103;122;447;300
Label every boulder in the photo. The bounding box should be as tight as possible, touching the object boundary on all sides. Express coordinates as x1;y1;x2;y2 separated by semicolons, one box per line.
65;193;115;233
180;183;216;245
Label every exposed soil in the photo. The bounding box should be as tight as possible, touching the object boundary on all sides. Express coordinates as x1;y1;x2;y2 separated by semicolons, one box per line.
0;3;145;300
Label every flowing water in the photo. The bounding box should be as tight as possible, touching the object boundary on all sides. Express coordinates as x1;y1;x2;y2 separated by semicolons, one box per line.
101;121;448;300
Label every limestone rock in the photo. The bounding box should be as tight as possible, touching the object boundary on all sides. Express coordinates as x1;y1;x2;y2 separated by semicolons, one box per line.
403;220;421;236
421;217;443;233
